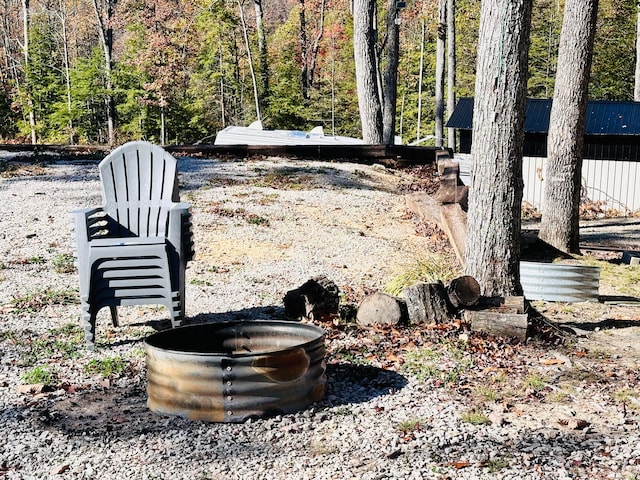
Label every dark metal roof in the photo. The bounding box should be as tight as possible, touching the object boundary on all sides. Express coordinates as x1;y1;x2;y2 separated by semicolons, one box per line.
446;98;640;135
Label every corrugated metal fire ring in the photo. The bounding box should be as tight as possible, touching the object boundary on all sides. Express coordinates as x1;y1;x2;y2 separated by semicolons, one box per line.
144;320;326;423
520;261;600;302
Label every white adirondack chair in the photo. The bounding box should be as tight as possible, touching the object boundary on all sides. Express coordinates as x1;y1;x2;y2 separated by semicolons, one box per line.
71;141;194;348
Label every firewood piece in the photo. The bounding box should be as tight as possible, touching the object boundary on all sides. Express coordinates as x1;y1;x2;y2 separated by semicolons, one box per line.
447;275;481;308
356;291;408;327
478;296;525;313
405;192;443;229
466;311;528;341
440;203;467;262
283;275;340;321
402;282;451;325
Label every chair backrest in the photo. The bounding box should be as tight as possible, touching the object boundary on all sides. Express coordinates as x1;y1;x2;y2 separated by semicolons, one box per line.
99;141;179;238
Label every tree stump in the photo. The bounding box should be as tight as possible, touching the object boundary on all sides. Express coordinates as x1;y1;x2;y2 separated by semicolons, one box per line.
356;291;408;327
283;275;340;321
402;282;451;325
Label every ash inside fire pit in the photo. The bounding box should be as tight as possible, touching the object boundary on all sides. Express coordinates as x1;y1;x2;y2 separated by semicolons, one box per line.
144;320;326;423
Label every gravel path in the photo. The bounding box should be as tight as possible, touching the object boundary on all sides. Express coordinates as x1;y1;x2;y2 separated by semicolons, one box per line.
0;155;639;479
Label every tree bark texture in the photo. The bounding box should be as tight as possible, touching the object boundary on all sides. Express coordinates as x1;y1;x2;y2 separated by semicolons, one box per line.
435;0;446;147
382;0;400;144
447;0;456;149
635;5;640;101
254;0;269;103
464;0;532;297
353;0;383;143
539;0;598;254
92;0;116;146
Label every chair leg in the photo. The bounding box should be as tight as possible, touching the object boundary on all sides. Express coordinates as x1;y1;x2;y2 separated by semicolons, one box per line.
169;291;183;328
109;306;119;327
81;301;96;350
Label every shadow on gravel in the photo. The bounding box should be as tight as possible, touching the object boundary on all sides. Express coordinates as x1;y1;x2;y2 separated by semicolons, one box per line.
323;363;409;407
187;306;287;324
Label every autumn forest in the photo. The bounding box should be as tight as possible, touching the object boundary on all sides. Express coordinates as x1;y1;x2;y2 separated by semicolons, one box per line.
0;0;637;145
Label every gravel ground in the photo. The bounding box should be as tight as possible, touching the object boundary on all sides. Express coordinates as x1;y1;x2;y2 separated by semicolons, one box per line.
1;154;639;480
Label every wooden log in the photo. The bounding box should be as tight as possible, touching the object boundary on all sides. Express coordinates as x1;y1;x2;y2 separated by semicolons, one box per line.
466;310;529;341
402;282;451;325
477;296;525;313
440;203;467;262
404;192;443;229
356;292;408;327
283;275;340;321
446;275;481;308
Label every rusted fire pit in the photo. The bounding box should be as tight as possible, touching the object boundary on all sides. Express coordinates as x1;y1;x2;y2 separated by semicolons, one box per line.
144;320;326;423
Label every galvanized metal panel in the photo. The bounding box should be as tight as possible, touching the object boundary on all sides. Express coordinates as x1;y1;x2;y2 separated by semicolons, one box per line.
520;261;600;302
145;320;326;423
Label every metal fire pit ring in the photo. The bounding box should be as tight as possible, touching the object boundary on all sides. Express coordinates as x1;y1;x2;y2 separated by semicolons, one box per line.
144;320;326;423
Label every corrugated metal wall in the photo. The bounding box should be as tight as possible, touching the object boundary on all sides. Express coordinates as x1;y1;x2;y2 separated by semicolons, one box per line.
456;154;640;214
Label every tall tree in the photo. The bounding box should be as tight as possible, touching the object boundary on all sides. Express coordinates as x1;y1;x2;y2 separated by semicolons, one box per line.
434;0;445;147
92;0;116;145
635;1;640;100
382;0;400;144
446;0;456;149
464;0;532;297
353;0;382;143
253;0;269;104
539;0;599;253
21;0;36;143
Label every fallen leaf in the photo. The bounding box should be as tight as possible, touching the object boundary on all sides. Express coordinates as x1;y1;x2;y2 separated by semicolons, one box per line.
540;358;565;365
449;461;471;469
386;353;403;363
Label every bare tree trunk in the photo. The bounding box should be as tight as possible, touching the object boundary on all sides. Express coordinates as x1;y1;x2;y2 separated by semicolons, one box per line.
253;0;268;104
92;0;115;146
308;0;325;95
464;0;533;297
416;18;425;144
382;0;400;144
353;0;383;143
539;0;598;253
446;0;456;150
218;36;226;127
435;0;446;147
300;0;308;99
21;0;36;144
57;0;74;144
635;4;640;101
237;0;261;122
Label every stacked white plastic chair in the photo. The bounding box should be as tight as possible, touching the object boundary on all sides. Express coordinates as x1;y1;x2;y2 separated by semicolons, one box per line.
71;141;194;348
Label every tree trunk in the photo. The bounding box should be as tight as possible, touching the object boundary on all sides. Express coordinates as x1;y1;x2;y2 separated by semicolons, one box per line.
435;0;446;148
299;0;309;99
92;0;115;146
21;0;36;144
253;0;269;103
539;0;598;254
416;18;425;144
353;0;383;143
237;0;261;122
382;0;400;144
446;0;456;150
58;0;74;144
635;4;640;101
464;0;532;297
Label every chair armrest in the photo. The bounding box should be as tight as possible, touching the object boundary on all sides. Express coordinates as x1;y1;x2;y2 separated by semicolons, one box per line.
70;207;103;249
168;202;195;262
